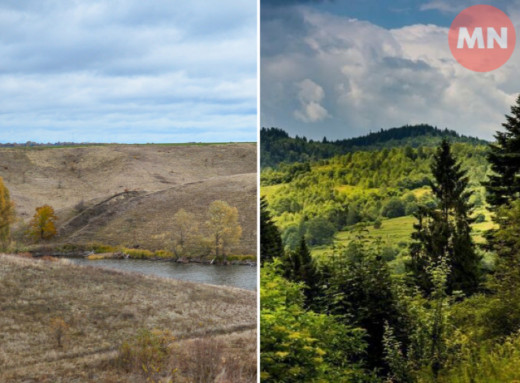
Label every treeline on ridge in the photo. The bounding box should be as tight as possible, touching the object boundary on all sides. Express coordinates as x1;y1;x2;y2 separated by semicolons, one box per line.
261;124;487;168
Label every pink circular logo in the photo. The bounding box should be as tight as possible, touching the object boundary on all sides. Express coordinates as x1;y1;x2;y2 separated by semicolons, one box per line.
449;5;516;72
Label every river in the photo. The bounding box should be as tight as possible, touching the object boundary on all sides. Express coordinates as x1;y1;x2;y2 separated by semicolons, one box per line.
68;258;257;291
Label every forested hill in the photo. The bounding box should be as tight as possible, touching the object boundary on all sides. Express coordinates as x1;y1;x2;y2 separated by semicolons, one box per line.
261;124;487;168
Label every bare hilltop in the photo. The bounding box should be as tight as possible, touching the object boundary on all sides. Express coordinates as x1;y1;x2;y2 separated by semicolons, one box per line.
0;143;257;255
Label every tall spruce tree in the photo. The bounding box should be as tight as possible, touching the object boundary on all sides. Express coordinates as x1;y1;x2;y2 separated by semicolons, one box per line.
408;139;480;295
484;96;520;281
283;237;321;308
260;196;284;264
485;94;520;209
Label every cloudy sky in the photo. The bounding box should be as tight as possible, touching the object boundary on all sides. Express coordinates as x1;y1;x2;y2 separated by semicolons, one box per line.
261;0;520;141
0;1;257;143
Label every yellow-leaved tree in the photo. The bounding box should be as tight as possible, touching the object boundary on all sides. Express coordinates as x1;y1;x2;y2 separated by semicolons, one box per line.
171;208;199;257
30;205;58;241
206;200;242;263
0;176;15;249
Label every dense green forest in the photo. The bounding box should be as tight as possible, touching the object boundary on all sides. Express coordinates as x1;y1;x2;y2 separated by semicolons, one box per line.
261;124;487;168
261;96;520;382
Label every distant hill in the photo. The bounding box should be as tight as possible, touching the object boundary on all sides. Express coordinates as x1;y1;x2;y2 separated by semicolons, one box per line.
0;143;256;254
261;124;488;168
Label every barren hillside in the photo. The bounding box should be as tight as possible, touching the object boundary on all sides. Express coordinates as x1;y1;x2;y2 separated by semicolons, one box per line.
0;143;257;254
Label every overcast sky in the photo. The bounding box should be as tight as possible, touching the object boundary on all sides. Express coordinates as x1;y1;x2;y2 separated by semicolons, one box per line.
0;1;257;143
261;0;520;141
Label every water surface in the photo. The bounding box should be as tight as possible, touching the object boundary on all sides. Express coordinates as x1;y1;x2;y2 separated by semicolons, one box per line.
68;258;257;291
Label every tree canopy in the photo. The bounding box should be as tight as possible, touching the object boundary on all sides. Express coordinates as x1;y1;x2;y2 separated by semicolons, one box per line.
206;200;242;262
30;204;58;241
0;176;15;248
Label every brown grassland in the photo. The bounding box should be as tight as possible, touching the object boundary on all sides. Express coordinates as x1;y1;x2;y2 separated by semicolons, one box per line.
0;254;257;382
0;143;256;254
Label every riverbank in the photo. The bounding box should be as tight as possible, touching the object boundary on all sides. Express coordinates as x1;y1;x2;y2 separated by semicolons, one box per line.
25;243;257;266
0;253;256;382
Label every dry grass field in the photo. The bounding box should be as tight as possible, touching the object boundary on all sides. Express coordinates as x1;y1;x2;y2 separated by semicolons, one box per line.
0;254;256;382
0;143;256;254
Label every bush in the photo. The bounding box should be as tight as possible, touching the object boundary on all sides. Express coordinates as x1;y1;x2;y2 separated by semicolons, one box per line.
117;331;255;382
305;216;336;246
374;219;382;229
261;261;369;382
117;329;175;379
405;201;419;215
154;249;174;259
50;317;69;348
123;248;154;259
381;198;406;218
89;243;118;254
177;339;224;382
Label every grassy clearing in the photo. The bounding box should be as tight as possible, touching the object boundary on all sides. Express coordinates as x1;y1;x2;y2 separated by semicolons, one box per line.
0;254;256;382
335;184;382;196
312;212;497;258
411;186;432;198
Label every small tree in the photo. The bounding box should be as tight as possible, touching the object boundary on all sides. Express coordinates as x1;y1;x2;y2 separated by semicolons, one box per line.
283;237;321;308
260;196;283;264
206;200;242;263
171;208;199;257
30;205;58;241
0;176;15;249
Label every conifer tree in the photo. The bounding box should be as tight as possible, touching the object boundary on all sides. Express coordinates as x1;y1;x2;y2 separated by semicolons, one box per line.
283;237;320;307
260;196;283;264
324;240;400;371
408;139;480;295
485;94;520;209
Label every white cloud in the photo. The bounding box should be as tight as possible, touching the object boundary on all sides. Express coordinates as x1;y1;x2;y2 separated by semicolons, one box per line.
294;79;329;122
261;6;520;141
419;1;466;13
0;0;257;143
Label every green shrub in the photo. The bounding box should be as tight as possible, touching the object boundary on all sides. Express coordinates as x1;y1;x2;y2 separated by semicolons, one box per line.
439;331;520;382
123;248;154;259
154;249;174;259
88;243;117;254
117;328;176;379
261;260;370;382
